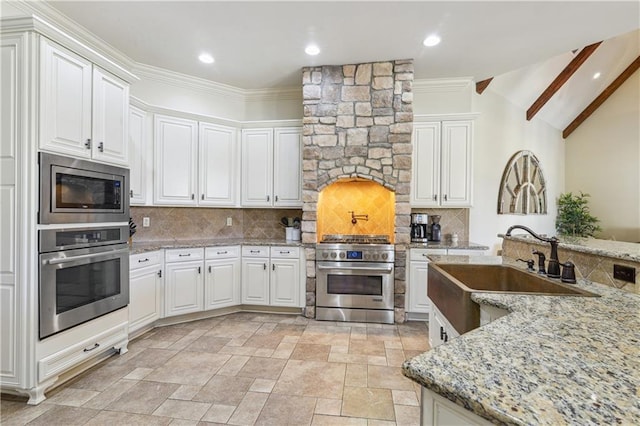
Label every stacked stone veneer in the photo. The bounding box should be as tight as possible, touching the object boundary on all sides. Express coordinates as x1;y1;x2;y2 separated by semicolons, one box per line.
301;60;414;322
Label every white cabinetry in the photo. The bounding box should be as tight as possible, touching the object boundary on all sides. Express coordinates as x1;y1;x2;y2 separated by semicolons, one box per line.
420;387;492;426
154;116;238;206
241;127;302;208
40;38;129;165
241;246;301;306
205;246;241;309
411;121;473;207
128;105;150;205
129;251;163;335
429;303;460;349
164;248;204;317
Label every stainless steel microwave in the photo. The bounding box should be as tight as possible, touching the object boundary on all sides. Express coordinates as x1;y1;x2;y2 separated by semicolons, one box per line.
39;152;129;224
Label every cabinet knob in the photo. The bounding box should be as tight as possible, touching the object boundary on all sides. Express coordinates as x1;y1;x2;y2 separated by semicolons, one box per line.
198;266;201;274
275;195;278;202
130;190;134;198
85;139;91;149
201;194;205;200
433;194;437;201
263;263;267;270
444;194;448;201
191;194;195;200
208;265;212;273
272;264;275;271
98;141;104;152
266;195;270;202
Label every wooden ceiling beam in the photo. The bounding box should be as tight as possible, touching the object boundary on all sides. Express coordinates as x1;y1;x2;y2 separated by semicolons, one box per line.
526;41;602;121
563;55;640;139
475;78;493;94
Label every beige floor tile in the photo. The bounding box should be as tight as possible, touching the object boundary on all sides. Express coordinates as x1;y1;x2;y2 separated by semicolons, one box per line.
272;360;345;399
383;340;403;350
328;352;368;364
291;343;331;361
249;378;277;393
145;352;230;386
167;419;199;426
216;355;251;376
255;393;316;425
218;345;257;356
67;364;137;392
254;348;275;357
205;321;262;339
400;336;429;351
394;404;421;426
183;335;232;353
0;400;54;425
227;392;268;425
368;365;415;391
24;405;100;425
344;364;367;388
44;387;100;407
315;398;342;415
282;335;301;343
152;399;211;421
237;356;287;380
106;381;179;414
201;404;237;423
366;328;400;341
84;410;172;425
81;379;139;410
271;341;297;359
368;420;397;426
192;375;254;405
126;348;180;369
243;334;283;349
124;367;154;380
367;356;388;366
170;385;202;401
349;340;386;357
391;390;419;406
385;349;408;367
311;414;368;425
341;387;394;421
330;345;349;354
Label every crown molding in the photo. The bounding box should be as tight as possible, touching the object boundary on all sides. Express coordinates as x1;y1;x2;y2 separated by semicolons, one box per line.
413;78;474;93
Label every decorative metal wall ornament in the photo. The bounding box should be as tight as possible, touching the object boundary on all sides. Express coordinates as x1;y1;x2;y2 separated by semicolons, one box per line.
497;150;548;214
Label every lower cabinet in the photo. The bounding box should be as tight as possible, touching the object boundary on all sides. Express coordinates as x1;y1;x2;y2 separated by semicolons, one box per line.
428;302;460;349
164;248;205;317
421;387;492;426
205;246;241;309
241;246;301;307
129;251;164;334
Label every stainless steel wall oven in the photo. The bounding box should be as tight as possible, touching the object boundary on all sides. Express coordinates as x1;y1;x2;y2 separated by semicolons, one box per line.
39;226;130;339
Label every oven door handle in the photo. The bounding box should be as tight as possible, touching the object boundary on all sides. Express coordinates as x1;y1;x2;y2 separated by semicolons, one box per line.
317;265;393;273
46;247;129;265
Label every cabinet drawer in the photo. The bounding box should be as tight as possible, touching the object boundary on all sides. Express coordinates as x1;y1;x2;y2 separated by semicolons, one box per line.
206;246;240;260
242;246;269;257
38;322;128;382
410;248;447;261
130;250;163;270
165;247;204;263
270;246;300;258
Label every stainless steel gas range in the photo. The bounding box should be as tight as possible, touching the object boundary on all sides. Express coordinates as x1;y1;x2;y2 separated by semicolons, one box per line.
316;234;395;324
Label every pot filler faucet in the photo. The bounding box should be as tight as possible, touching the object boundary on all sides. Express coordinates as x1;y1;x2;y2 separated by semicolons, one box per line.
505;225;561;279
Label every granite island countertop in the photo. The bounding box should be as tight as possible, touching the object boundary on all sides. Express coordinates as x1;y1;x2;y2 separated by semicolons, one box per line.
402;256;640;425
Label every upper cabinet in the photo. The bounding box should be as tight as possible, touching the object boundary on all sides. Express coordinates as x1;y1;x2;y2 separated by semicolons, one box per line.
241;127;302;208
128;105;149;205
39;38;129;166
411;120;473;207
153;114;239;207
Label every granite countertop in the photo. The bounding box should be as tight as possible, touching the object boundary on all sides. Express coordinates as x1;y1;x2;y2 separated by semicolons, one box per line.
502;234;640;263
409;241;489;251
402;256;640;425
130;238;305;254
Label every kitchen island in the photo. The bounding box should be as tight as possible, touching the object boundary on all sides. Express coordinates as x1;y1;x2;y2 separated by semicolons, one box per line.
402;256;640;425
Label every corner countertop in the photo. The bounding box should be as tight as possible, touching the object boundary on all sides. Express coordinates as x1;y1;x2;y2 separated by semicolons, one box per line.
130;238;305;254
501;234;640;263
402;256;640;425
409;241;489;251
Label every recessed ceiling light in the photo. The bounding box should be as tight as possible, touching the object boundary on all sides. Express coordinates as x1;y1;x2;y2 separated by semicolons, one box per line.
593;72;601;79
198;53;214;64
305;44;320;56
423;35;441;47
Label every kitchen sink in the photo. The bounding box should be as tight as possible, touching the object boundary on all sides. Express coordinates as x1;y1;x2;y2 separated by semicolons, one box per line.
427;263;599;335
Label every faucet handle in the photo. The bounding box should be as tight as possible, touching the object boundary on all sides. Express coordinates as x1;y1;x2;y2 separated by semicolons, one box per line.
532;250;547;275
561;261;577;284
517;258;535;272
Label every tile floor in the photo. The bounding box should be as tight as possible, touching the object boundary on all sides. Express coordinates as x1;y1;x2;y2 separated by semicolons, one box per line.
1;313;430;425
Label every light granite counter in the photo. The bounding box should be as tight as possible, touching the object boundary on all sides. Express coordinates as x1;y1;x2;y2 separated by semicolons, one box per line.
409;241;489;251
130;238;305;254
402;256;640;425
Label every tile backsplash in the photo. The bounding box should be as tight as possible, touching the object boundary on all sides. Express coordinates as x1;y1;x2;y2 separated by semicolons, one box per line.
130;207;302;241
411;208;469;241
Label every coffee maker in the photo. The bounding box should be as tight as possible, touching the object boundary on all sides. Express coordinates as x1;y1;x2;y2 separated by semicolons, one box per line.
410;213;429;242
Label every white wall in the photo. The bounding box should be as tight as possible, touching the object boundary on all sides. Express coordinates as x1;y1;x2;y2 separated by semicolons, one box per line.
565;71;640;242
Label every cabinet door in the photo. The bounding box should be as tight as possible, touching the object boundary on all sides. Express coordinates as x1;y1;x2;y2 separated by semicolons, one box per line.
273;127;302;207
441;121;472;207
241;258;269;305
154;115;198;205
270;259;299;307
129;265;162;334
128;105;148;205
91;67;129;165
39;38;92;157
165;261;203;317
429;307;446;348
199;123;238;206
408;261;431;313
241;129;273;207
411;122;441;207
205;258;240;309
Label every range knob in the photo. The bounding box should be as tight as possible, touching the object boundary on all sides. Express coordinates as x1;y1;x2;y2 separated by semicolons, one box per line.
381;253;388;260
330;252;337;259
339;252;346;259
364;254;370;260
373;253;379;260
322;252;329;259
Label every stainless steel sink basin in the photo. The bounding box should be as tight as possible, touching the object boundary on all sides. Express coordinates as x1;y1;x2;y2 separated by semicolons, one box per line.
428;263;599;335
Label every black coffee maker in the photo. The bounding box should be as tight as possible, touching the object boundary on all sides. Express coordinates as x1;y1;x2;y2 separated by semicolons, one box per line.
410;213;429;242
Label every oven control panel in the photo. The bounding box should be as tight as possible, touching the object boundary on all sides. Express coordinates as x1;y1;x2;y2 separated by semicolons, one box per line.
317;246;395;263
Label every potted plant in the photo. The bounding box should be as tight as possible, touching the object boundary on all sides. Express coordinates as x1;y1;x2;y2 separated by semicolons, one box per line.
556;192;601;237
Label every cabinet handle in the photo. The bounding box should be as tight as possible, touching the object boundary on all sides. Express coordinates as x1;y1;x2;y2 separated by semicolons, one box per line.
191;194;195;200
138;258;149;263
198;266;201;274
85;139;91;149
263;263;266;270
272;264;275;271
250;250;260;254
275;195;278;202
208;265;212;273
280;251;290;255
444;332;449;343
440;326;446;340
98;141;104;152
178;253;191;257
444;194;448;201
157;269;162;278
201;194;205;200
217;251;228;255
266;195;270;202
433;194;437;201
421;253;429;257
83;343;100;352
130;190;134;198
